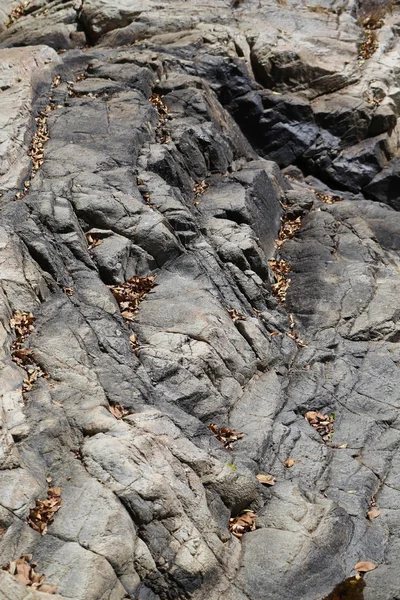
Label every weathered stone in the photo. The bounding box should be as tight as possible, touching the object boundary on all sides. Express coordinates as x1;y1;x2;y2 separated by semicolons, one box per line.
0;2;399;600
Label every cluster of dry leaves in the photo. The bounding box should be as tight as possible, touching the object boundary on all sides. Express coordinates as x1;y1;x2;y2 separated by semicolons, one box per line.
269;258;291;304
15;110;48;199
193;180;209;206
109;403;131;419
2;555;57;594
208;423;244;449
367;495;381;521
16;108;57;200
86;232;103;250
276;215;302;247
314;191;344;204
6;1;29;27
229;511;258;538
136;178;152;205
305;4;343;15
149;93;171;144
110;275;156;322
359;29;379;59
228;308;247;322
359;10;384;60
27;487;62;535
10;310;47;392
29;112;49;174
306;411;334;442
285;313;307;348
14;75;63;200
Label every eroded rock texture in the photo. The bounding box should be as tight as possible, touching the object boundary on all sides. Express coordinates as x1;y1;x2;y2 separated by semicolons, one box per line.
0;1;400;599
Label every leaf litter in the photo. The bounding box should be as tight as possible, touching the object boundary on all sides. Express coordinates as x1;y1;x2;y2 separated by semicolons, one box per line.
2;555;57;594
6;1;29;27
229;511;257;538
10;310;48;392
149;93;171;143
27;487;62;535
305;410;334;442
109;403;131;419
208;423;244;449
268;259;291;304
276;215;302;247
228;308;247;322
15;76;62;200
110;275;157;322
314;190;344;204
86;232;103;250
193;180;209;206
286;313;307;348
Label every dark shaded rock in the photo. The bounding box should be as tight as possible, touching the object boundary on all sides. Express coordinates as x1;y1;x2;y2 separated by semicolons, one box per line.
364;157;400;210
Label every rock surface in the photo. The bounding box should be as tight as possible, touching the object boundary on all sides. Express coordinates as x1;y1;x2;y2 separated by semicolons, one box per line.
0;1;400;599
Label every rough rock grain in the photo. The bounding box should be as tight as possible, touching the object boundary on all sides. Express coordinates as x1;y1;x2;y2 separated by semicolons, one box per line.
0;1;400;599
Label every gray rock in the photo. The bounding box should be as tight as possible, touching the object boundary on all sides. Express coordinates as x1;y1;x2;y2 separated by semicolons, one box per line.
0;2;400;600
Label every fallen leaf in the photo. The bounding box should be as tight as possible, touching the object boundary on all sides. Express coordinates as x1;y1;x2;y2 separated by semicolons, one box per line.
10;310;47;392
86;232;103;250
284;458;295;468
1;555;57;594
229;511;257;538
110;275;157;322
256;474;276;486
338;443;348;449
228;308;247;322
109;403;130;419
27;488;62;535
208;423;244;449
268;259;291;304
367;508;381;521
305;409;334;442
354;561;376;573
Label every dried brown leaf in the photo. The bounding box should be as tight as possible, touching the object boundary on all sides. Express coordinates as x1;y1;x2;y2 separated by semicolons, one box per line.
229;511;257;538
109;403;130;419
367;508;381;521
208;423;244;448
354;561;376;573
256;474;276;486
228;308;247;322
110;275;157;321
2;555;57;594
27;488;62;535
